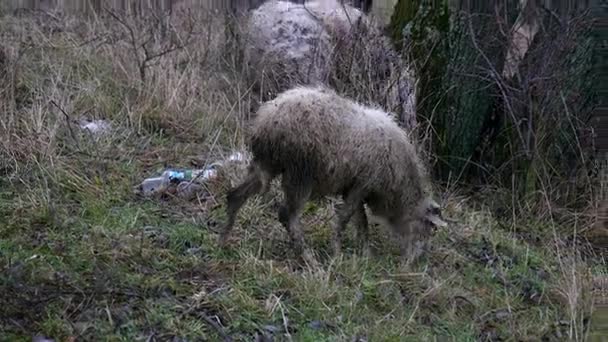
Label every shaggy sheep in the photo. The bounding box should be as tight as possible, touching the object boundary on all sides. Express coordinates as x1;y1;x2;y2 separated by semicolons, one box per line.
218;85;446;264
243;0;417;131
243;0;333;89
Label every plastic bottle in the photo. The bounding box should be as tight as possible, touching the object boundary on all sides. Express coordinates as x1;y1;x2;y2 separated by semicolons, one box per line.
140;167;220;196
140;175;168;196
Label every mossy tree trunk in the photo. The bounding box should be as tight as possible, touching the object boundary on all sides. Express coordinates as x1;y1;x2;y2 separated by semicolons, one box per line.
389;0;492;180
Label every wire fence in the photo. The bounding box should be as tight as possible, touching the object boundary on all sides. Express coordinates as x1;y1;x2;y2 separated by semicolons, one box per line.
1;0;268;15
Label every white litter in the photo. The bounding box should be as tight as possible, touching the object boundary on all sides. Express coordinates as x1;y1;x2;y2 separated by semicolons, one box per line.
79;119;111;135
226;151;247;162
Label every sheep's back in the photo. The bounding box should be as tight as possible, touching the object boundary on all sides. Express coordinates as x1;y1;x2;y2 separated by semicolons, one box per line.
250;86;425;199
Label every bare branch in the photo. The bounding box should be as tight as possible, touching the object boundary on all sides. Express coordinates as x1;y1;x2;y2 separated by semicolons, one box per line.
466;14;530;157
104;7;196;83
104;7;140;68
50;100;78;144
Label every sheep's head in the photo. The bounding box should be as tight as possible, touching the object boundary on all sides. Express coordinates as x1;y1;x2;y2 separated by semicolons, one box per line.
388;197;447;239
420;198;448;229
378;197;447;261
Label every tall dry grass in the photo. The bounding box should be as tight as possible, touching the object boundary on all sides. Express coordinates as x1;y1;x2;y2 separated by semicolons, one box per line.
0;7;253;182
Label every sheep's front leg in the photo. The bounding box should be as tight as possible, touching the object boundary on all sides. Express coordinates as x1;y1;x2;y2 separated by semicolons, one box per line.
353;203;371;258
396;221;425;268
332;192;364;258
398;235;414;269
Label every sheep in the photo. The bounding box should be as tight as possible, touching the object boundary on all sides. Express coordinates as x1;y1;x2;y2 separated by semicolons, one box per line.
218;85;446;264
243;1;333;93
242;0;417;132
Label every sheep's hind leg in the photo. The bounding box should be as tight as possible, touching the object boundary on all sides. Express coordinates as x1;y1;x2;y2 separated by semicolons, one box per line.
219;164;271;247
280;177;315;264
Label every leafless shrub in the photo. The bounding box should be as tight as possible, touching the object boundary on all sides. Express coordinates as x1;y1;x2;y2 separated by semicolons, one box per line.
103;7;197;83
484;8;595;211
411;4;598;218
328;11;418;133
0;6;246;181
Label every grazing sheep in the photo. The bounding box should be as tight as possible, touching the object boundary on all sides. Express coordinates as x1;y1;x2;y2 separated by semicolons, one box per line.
243;0;417;132
219;85;446;264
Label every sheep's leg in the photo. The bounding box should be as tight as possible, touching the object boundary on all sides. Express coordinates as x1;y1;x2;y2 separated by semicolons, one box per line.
399;241;426;269
278;204;288;229
332;192;364;258
353;203;371;258
219;164;271;247
280;178;314;263
398;234;414;268
397;221;425;268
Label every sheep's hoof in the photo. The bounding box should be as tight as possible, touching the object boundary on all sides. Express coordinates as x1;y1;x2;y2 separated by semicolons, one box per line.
301;248;319;268
399;250;424;270
361;245;372;259
277;205;289;228
332;241;342;258
398;255;416;271
217;231;231;248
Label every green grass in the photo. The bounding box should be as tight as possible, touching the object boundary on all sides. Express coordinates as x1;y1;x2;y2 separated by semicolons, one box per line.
0;138;600;340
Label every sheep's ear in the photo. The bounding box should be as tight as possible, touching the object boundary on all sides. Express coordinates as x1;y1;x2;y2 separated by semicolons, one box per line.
425;199;447;227
425;213;448;228
428;199;441;211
